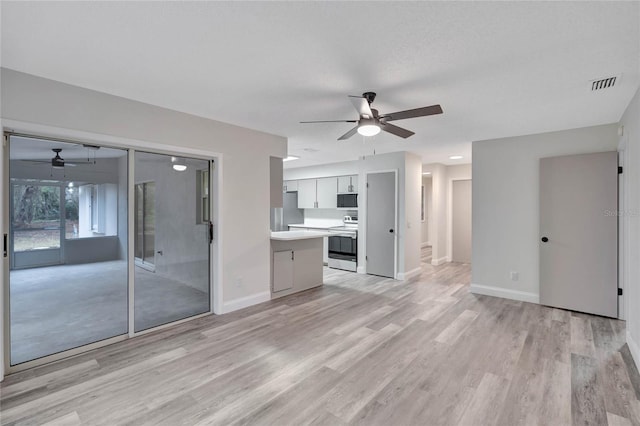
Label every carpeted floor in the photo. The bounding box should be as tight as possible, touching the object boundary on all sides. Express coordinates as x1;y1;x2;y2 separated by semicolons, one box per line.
9;261;209;365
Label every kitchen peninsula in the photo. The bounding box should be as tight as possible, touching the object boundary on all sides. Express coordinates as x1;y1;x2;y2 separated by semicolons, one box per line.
270;230;332;299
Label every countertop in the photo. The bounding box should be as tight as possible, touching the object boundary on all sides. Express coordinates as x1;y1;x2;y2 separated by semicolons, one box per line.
270;230;334;241
287;224;335;230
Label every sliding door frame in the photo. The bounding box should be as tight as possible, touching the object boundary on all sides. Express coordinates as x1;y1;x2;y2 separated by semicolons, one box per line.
1;123;222;375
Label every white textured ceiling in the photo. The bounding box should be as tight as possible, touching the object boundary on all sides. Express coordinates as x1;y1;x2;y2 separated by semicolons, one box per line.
2;1;639;169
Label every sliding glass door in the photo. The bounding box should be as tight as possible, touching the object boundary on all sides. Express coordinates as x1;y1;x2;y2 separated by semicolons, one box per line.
133;151;211;332
4;134;214;369
7;135;129;365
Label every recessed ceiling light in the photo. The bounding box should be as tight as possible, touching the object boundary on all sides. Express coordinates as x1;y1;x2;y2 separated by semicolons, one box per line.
283;155;300;162
422;172;431;175
449;155;463;160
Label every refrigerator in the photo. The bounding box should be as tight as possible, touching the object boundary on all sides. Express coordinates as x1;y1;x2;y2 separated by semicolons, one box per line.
271;191;304;231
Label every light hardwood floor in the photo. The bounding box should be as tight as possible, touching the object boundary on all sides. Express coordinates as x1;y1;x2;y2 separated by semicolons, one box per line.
1;247;639;425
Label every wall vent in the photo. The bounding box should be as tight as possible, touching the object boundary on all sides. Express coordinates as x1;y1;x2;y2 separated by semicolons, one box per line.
590;76;619;91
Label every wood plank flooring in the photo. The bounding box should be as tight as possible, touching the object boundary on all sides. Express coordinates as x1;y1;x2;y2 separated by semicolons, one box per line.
1;247;639;425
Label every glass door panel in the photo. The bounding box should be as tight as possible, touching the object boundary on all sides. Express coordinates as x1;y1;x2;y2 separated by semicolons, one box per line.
11;183;62;269
8;135;129;365
134;151;211;332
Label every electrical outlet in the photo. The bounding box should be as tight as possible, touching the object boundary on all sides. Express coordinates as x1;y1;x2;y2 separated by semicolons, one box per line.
510;271;519;281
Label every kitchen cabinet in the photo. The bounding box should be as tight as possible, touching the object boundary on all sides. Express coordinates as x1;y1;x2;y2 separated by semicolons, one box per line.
338;175;358;193
271;233;326;299
297;179;317;208
316;177;338;208
272;250;294;292
297;177;338;209
283;180;298;193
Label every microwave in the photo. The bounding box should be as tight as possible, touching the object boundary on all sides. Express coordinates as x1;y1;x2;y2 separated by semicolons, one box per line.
337;193;358;209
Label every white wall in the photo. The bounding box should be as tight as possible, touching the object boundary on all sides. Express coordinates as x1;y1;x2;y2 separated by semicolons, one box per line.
421;177;432;246
426;163;448;265
621;88;640;366
403;152;422;277
471;123;619;303
0;69;287;318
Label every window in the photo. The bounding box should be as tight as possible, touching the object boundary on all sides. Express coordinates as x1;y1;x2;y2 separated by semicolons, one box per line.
66;183;118;239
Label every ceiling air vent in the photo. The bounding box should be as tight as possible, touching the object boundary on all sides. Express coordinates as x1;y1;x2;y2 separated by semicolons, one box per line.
590;75;619;91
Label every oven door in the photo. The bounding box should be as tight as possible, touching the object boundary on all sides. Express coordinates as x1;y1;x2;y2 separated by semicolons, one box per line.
328;234;357;271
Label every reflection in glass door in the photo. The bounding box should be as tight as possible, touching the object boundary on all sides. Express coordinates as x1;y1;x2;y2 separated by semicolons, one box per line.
134;151;211;332
11;183;63;269
135;182;155;269
7;135;129;365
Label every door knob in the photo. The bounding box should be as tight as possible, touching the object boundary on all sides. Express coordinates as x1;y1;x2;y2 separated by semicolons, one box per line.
389;229;394;233
541;237;549;243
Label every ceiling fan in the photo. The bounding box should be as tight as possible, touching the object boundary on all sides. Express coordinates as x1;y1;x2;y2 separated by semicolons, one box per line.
300;92;443;140
24;148;95;168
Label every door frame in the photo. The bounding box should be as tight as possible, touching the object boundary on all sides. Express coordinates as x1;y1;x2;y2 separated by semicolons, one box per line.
363;169;398;279
1;121;223;375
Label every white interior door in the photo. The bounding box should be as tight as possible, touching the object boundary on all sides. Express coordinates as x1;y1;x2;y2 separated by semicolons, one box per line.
452;180;472;263
540;151;618;318
366;171;396;278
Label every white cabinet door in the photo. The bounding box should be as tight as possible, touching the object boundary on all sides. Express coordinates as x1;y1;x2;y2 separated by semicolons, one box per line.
338;175;358;193
337;176;351;193
273;250;294;292
297;179;317;208
350;175;358;193
283;180;298;192
316;177;338;208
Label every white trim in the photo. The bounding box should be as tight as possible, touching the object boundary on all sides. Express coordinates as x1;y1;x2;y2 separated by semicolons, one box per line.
132;311;213;337
470;283;540;304
6;334;128;374
127;149;135;337
397;267;421;281
626;331;640;370
220;291;271;314
421;242;430;248
356;266;366;274
431;256;449;266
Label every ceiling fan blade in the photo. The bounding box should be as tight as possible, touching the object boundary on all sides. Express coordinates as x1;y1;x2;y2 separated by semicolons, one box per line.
380;122;415;139
300;120;358;124
349;96;374;119
381;104;443;122
337;126;359;141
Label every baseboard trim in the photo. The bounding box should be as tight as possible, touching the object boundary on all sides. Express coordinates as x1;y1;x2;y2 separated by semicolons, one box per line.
221;291;271;314
397;267;422;281
470;283;540;304
627;331;640;371
431;256;448;266
357;266;366;274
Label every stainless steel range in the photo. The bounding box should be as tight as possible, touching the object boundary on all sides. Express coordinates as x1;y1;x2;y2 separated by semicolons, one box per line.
328;216;358;272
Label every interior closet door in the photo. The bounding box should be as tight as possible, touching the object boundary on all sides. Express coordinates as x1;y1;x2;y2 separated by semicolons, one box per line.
133;151;211;332
539;151;618;318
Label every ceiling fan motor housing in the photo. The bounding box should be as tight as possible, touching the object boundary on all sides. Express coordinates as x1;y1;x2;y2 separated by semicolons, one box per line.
363;91;377;105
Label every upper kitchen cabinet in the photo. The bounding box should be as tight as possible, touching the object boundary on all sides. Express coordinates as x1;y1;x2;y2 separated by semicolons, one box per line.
283;180;298;193
316;177;338;208
297;179;317;208
297;177;338;209
338;175;358;193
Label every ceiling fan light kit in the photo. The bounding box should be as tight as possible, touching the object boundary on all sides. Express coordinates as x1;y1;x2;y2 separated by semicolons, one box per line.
301;91;442;141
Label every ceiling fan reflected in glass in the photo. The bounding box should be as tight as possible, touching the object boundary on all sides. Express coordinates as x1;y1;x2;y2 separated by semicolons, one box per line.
300;92;443;140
